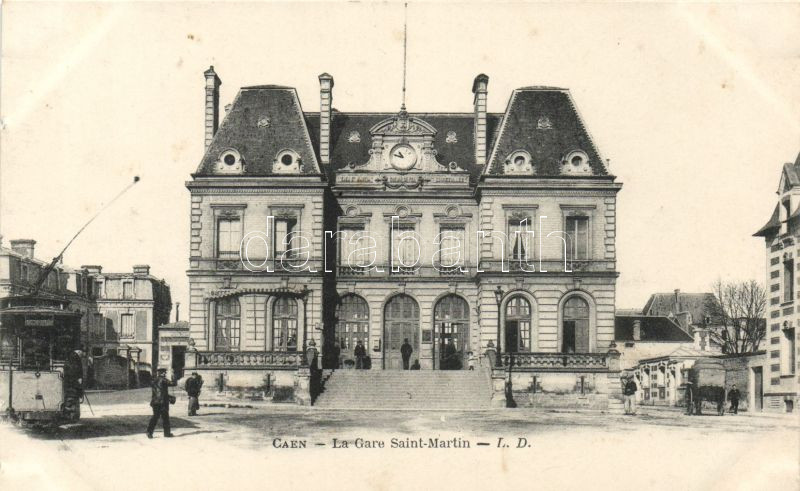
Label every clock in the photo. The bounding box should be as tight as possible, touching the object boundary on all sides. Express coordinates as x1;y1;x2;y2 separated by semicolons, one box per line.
389;144;418;170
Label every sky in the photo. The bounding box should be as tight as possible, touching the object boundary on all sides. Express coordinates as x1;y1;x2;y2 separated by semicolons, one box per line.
1;2;798;315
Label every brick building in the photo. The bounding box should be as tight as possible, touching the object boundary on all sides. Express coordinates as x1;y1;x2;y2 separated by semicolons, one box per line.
185;67;623;406
753;151;800;413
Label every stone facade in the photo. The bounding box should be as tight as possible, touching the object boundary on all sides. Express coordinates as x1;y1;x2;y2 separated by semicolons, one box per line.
184;67;623;405
753;152;800;413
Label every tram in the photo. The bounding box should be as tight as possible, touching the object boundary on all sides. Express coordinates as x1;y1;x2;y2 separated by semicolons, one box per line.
0;295;84;424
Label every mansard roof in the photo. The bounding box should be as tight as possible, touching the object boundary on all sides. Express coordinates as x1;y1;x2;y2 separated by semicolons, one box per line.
305;112;503;180
753;203;781;237
195;86;322;176
642;292;717;325
754;151;800;237
485;88;609;177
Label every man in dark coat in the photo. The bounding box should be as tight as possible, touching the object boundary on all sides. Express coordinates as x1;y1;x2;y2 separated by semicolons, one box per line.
728;384;741;414
185;372;203;416
623;375;638;415
400;338;413;370
147;368;175;438
443;338;458;370
331;341;342;369
354;340;366;369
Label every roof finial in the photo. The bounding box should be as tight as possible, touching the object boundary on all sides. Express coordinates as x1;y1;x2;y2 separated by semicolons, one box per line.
401;2;408;112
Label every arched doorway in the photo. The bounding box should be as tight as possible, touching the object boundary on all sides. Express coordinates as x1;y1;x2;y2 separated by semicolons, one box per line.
384;295;419;370
504;296;531;353
334;294;369;368
562;296;590;353
434;295;469;370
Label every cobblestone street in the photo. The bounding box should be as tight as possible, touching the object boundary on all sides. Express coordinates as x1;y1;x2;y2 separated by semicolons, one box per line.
1;390;797;491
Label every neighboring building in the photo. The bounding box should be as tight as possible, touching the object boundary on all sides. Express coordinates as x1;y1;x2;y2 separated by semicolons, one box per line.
753;151;800;413
82;264;172;372
158;320;191;380
642;290;722;352
633;346;712;407
0;239;172;375
614;313;694;370
185;67;623;403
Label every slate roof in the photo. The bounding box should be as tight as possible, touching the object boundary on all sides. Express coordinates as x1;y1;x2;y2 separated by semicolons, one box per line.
642;292;718;325
305;112;503;180
194;80;613;180
486;88;608;176
754;151;800;237
639;346;711;363
753;203;781;237
615;315;694;342
195;87;321;176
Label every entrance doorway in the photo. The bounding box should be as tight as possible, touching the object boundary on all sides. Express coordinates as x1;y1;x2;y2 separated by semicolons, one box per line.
171;346;186;380
434;295;469;370
384;295;419;370
752;367;763;412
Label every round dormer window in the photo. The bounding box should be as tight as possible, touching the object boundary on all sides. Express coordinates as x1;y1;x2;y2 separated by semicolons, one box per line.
514;155;526;166
571;155;583;166
281;153;294;166
224;154;236;166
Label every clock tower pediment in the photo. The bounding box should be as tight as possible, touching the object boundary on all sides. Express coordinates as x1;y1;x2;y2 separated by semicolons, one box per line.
361;111;443;173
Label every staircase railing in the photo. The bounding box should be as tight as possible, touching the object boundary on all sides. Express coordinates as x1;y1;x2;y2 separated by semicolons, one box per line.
194;351;302;369
498;352;610;371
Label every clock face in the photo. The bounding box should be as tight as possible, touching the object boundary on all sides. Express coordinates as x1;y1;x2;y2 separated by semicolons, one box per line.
389;144;418;170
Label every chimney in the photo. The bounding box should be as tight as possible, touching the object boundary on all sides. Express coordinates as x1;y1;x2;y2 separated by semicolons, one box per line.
133;264;151;276
318;73;334;166
175;302;181;322
10;239;36;259
632;319;641;342
82;265;103;275
674;288;681;312
472;74;489;166
204;66;222;150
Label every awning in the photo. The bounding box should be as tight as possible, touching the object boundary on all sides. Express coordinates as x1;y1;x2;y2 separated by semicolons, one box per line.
205;286;309;301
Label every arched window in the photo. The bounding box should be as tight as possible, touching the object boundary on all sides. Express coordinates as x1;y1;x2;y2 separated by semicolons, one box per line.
434;295;470;369
384;295;420;370
272;297;298;351
215;298;241;351
562;296;590;353
505;296;531;352
335;295;369;354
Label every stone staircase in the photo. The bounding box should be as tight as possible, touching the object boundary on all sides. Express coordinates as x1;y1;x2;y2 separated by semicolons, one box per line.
314;369;492;410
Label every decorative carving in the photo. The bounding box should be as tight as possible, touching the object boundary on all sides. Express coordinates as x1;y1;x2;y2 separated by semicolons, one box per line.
257;117;271;128
377;175;430;190
348;131;361;143
537;116;553;130
446;131;457;143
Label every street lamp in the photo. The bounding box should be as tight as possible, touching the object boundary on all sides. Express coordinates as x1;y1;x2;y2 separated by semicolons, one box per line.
494;285;504;368
300;284;311;366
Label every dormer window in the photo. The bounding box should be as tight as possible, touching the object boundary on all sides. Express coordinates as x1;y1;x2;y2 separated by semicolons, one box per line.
216;149;244;174
274;149;301;174
562;150;592;176
504;150;533;175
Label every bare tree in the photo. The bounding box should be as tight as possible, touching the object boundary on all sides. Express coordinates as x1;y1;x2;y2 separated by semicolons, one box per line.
705;280;767;354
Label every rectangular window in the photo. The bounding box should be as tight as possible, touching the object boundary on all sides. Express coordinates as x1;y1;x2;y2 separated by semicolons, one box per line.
438;227;466;267
782;327;796;375
121;314;134;338
391;225;417;270
95;281;103;299
93;314;104;339
784;260;794;303
339;226;367;267
565;216;589;261
273;218;297;258
123;282;133;300
507;217;532;261
217;218;242;258
20;264;28;282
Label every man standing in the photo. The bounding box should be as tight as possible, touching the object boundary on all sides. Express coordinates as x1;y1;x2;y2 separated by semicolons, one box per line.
185;372;203;416
147;368;175;438
444;338;458;370
331;341;342;369
400;338;413;370
354;340;366;370
728;384;741;415
623;375;638;415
